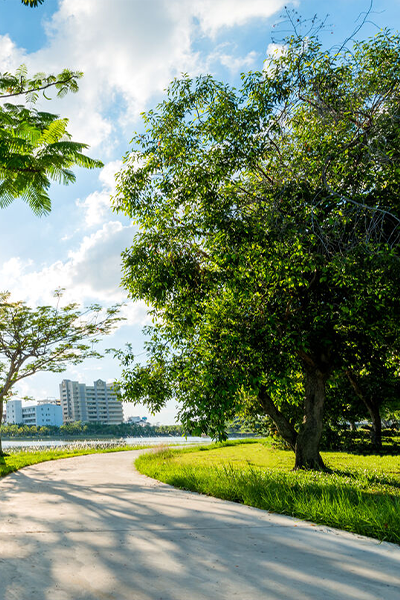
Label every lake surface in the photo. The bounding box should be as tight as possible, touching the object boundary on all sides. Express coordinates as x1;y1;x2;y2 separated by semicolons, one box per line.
2;436;212;449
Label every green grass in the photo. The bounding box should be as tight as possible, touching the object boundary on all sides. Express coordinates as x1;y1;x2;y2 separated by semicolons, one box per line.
135;440;400;544
0;443;147;478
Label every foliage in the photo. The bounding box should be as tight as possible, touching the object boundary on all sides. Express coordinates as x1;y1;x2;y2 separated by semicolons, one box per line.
0;292;122;453
1;0;101;214
136;442;400;544
321;427;400;453
226;415;271;436
0;64;103;215
114;29;400;469
21;0;45;6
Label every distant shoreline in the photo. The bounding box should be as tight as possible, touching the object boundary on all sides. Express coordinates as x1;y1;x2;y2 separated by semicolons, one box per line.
1;432;257;442
1;434;182;441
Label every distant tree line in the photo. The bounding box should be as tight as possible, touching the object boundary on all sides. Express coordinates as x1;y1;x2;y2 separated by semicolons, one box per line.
0;421;184;438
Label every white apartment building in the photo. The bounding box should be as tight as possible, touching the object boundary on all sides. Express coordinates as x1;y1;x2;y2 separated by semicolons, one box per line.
126;416;150;426
59;379;124;424
5;399;63;427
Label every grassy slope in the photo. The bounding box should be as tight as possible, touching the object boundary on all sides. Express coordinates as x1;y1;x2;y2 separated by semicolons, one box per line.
135;440;400;544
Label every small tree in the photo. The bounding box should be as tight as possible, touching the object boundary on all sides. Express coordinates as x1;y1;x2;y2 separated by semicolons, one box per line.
0;292;122;454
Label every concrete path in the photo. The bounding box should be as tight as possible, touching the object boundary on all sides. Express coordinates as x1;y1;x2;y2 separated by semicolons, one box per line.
0;451;399;600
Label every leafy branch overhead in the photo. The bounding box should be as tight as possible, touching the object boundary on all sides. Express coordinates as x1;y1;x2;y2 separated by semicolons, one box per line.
21;0;45;7
0;65;103;216
0;64;83;102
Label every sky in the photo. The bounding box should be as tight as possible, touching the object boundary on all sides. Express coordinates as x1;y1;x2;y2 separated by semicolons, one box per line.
0;0;399;424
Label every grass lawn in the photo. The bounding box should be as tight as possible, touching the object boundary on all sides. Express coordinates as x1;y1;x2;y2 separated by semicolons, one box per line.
135;439;400;544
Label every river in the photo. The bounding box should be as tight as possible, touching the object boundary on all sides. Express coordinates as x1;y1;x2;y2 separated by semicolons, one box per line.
1;436;213;449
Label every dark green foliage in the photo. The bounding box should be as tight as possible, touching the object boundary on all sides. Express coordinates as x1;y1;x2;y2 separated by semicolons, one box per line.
1;0;102;215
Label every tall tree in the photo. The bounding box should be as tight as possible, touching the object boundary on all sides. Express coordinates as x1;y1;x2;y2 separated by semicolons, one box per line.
113;30;400;469
0;292;122;454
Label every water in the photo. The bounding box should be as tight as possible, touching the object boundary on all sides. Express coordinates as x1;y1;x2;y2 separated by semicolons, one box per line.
2;436;212;449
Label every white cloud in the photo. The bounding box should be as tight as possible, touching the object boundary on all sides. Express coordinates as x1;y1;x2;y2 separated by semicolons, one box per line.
0;0;289;152
77;160;123;228
34;0;198;147
212;49;259;73
0;34;25;71
266;42;286;58
191;0;289;37
99;160;122;191
263;42;287;73
66;221;131;300
0;221;143;316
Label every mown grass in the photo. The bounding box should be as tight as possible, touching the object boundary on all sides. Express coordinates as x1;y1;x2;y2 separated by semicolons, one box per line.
135;440;400;544
0;442;147;478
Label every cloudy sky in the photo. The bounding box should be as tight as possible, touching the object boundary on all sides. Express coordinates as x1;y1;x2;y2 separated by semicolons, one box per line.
0;0;399;423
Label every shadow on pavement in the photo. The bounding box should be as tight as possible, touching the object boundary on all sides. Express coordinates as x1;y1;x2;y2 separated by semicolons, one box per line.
0;451;399;600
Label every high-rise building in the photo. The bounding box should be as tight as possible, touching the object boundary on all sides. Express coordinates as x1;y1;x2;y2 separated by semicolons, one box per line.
59;379;123;424
5;399;63;427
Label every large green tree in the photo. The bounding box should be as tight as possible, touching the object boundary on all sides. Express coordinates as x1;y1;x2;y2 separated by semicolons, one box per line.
113;30;400;469
0;292;122;454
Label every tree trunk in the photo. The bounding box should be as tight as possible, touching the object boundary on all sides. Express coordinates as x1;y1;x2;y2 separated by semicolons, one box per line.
294;366;326;470
346;370;382;450
0;398;3;456
258;384;297;451
367;403;382;449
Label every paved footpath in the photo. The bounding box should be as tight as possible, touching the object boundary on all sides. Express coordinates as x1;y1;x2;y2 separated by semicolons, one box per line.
0;451;399;600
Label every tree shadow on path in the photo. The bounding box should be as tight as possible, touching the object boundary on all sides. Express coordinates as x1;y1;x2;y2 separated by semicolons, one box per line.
0;451;399;600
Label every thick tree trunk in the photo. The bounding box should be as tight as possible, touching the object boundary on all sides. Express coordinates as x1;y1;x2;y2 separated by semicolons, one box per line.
346;370;382;450
368;403;382;450
258;384;297;452
294;366;326;470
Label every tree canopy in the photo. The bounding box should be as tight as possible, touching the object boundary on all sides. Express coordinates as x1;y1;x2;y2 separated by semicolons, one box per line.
0;292;122;454
113;29;400;469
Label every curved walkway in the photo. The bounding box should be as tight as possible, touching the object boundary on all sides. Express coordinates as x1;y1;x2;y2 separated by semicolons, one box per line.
0;451;399;600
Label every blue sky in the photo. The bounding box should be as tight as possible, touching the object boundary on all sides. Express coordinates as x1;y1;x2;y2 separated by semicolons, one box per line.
0;0;399;424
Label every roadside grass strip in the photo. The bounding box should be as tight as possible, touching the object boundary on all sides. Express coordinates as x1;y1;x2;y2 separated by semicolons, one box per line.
135;442;400;545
